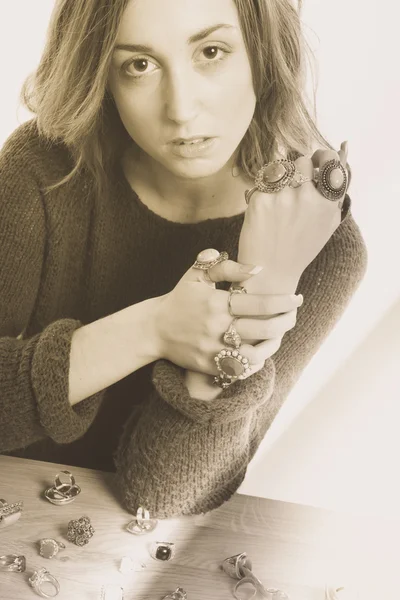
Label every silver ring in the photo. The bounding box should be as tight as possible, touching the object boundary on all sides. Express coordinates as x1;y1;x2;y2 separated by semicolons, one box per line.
150;541;176;561
0;554;26;572
126;506;158;535
39;538;66;559
228;285;247;318
314;159;348;201
54;470;76;493
192;248;229;270
0;499;23;528
44;470;81;505
222;552;253;579
223;318;241;349
29;568;60;598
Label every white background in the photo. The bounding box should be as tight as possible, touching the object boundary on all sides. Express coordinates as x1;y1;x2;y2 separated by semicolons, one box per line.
1;1;399;519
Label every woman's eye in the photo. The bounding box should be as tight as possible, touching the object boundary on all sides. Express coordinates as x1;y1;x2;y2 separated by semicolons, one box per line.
123;58;158;78
200;45;228;62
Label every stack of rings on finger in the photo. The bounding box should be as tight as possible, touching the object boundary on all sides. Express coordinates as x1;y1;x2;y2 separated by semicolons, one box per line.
192;248;229;283
244;158;348;205
214;285;251;389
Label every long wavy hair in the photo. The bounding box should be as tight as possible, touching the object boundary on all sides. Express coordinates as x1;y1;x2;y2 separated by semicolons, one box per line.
20;0;343;200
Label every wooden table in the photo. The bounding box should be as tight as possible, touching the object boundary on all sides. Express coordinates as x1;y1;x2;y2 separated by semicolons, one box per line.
0;455;397;600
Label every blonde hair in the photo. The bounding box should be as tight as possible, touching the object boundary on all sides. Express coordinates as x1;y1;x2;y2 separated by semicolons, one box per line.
20;0;341;200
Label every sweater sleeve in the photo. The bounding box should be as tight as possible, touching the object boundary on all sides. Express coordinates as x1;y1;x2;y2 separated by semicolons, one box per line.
114;207;367;519
0;125;103;453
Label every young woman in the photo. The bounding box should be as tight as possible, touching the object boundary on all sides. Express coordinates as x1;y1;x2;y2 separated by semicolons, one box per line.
0;0;367;518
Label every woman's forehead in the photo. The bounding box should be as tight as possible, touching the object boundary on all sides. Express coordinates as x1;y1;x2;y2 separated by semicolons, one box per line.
117;0;241;43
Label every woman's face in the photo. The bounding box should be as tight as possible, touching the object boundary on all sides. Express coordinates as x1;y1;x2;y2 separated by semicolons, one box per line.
108;0;256;180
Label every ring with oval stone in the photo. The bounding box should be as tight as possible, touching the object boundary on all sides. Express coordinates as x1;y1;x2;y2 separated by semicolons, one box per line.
192;248;229;283
213;347;252;389
244;158;347;206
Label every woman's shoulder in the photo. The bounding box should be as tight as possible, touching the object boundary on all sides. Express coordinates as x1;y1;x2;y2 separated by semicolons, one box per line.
0;119;74;186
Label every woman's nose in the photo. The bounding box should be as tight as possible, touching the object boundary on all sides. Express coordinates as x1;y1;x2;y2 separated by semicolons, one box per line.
164;68;200;124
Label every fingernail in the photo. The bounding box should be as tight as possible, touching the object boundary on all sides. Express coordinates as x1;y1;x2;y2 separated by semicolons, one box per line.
341;141;348;153
293;294;304;305
240;264;264;275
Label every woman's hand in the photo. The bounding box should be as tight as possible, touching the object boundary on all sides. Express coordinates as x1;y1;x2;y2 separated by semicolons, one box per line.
238;144;349;295
155;258;303;378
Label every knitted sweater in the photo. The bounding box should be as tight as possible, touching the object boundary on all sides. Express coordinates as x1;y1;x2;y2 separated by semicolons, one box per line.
0;120;367;518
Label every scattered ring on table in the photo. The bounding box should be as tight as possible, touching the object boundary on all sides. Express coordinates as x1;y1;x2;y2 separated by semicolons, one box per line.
0;554;26;572
44;470;81;505
222;552;253;579
162;587;187;600
29;567;60;598
150;541;175;562
126;506;158;535
67;516;95;546
39;538;66;559
233;577;257;600
0;499;23;528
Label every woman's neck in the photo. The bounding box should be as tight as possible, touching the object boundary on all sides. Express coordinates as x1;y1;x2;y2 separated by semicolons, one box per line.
122;146;253;223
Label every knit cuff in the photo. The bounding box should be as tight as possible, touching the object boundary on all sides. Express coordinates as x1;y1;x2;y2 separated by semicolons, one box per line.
341;193;351;223
31;319;104;444
152;358;275;424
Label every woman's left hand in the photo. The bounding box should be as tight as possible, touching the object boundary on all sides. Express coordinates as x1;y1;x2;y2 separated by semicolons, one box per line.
238;142;349;296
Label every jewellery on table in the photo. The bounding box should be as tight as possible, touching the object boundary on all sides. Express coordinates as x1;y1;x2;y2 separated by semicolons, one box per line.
0;554;26;572
67;516;95;546
192;248;229;282
44;470;81;505
150;541;176;561
39;538;66;559
126;506;158;535
314;159;348;202
29;567;60;598
213;348;251;389
222;553;289;600
244;160;311;203
223;318;241;349
162;588;187;600
228;285;247;318
0;499;23;528
222;552;253;579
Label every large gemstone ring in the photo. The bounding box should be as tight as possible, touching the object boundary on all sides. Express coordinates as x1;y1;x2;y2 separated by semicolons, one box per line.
192;248;229;270
213;348;251;389
0;554;26;572
245;159;311;203
314;158;348;201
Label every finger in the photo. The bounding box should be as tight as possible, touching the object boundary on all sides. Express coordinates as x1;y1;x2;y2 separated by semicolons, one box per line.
187;260;263;285
235;309;297;340
239;339;283;366
207;259;263;284
310;149;340;169
229;292;303;317
293;156;314;179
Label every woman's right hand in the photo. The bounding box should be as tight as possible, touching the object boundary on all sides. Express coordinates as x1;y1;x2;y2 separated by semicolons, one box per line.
154;259;303;376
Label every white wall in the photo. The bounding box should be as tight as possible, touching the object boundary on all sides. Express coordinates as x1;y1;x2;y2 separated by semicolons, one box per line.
240;0;400;517
1;2;399;517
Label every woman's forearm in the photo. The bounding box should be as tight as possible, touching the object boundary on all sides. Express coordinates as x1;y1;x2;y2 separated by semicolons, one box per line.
68;296;162;406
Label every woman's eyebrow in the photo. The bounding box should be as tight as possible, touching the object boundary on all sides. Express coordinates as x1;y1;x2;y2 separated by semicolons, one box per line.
114;23;236;53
